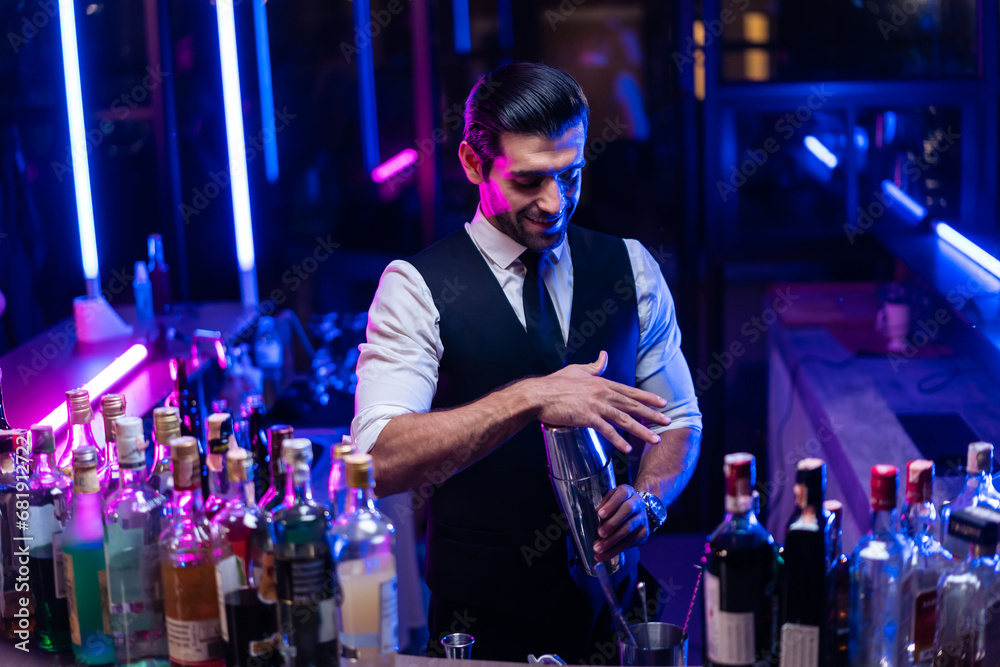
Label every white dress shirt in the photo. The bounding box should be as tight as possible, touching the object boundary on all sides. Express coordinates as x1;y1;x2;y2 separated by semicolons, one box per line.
352;206;702;452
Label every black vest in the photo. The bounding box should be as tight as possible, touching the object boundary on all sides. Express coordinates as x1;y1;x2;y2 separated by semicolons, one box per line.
408;224;640;616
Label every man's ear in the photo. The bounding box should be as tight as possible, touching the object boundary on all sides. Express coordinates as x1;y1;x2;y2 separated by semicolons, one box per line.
458;141;485;185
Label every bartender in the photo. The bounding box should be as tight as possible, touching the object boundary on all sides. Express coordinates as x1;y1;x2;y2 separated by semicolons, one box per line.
353;62;702;663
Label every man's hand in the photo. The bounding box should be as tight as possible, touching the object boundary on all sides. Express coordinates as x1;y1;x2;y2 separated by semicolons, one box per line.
593;485;648;562
528;350;670;453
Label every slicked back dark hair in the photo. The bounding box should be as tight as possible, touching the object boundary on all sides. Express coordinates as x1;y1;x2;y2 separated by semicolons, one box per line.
463;62;589;178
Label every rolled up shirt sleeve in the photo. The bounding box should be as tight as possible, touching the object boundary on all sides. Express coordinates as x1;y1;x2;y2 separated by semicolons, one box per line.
625;240;702;433
352;260;443;453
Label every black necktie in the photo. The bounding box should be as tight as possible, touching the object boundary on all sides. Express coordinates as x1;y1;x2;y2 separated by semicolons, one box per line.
520;250;566;369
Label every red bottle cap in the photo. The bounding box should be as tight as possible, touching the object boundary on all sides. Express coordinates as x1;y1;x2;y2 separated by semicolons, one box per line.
905;459;935;504
724;452;756;499
871;464;898;511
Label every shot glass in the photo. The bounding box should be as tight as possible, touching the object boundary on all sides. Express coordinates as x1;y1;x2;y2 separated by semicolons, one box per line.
441;633;475;659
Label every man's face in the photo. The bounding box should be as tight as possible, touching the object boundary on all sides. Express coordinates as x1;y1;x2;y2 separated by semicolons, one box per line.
475;123;586;252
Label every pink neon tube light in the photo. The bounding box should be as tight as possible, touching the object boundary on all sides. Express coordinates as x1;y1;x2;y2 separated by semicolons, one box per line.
372;148;419;183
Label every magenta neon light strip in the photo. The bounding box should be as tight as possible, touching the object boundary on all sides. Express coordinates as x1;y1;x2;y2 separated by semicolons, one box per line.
372;148;419;183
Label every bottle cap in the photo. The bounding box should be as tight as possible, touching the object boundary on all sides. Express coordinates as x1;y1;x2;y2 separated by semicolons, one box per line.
170;436;202;491
72;444;99;468
268;425;294;464
905;459;935;504
153;407;182;444
345;453;374;489
30;425;55;454
101;394;126;441
824;499;843;534
334;435;358;460
870;464;898;511
114;416;146;468
207;413;233;454
282;438;313;466
227;447;251;483
66;388;93;425
947;506;1000;546
724;452;755;499
967;442;994;474
795;457;826;509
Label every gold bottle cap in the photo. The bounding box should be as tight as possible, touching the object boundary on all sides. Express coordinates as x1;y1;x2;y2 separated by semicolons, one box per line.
207;413;233;454
344;453;374;489
282;438;313;466
114;416;146;468
72;445;99;494
170;436;202;491
334;435;358;460
227;447;251;482
66;388;92;425
100;394;126;440
30;425;55;454
153;407;182;444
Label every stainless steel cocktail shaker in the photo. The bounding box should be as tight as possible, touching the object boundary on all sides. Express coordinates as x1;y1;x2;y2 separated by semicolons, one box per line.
541;424;623;577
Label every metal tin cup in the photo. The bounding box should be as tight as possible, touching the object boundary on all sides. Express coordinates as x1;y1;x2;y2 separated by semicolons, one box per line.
441;633;475;659
619;623;688;666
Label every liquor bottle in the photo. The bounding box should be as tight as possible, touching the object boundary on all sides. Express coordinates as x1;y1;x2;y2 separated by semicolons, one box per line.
213;447;281;666
63;445;115;664
147;233;172;314
133;261;155;322
160;436;225;667
242;395;268;501
704;452;779;667
824;500;849;667
204;413;235;520
100;393;126;498
933;506;1000;667
272;437;338;667
940;442;1000;561
57;388;107;477
104;416;169;665
328;436;358;519
149;406;181;505
849;464;907;667
0;369;11;429
0;429;30;640
25;424;72;652
779;458;832;667
260;424;294;514
898;460;952;667
330;453;398;665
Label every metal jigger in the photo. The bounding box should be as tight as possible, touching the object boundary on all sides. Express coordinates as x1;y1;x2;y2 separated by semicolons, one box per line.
541;424;623;577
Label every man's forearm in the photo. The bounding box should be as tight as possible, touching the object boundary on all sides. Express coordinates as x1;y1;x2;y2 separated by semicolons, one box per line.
633;427;701;507
370;380;537;496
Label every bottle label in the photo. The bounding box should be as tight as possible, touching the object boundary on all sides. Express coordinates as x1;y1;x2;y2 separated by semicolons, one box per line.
165;615;224;664
53;531;66;599
380;576;399;654
276;556;331;604
26;504;58;550
913;588;938;661
705;571;756;665
65;551;80;645
74;468;99;495
778;623;819;667
105;523;160;604
319;596;337;644
214;554;244;643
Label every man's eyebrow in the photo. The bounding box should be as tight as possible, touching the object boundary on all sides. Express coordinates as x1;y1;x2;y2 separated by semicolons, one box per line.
509;161;586;178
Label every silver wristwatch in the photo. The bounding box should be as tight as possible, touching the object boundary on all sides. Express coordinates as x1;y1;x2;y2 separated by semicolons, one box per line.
638;491;667;533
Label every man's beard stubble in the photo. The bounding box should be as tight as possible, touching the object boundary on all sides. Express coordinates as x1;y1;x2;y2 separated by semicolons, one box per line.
493;209;568;253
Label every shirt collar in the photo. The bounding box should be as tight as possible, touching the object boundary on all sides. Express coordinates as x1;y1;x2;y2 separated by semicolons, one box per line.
468;204;567;270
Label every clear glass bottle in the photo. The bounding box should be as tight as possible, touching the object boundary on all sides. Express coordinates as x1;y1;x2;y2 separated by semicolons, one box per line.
824;500;850;667
933;506;1000;667
272;437;338;667
898;460;952;667
103;416;169;665
149;406;181;508
780;458;832;667
330;453;398;665
241;395;268;501
849;464;907;667
159;436;225;667
940;442;1000;561
100;393;126;499
0;429;30;641
204;413;234;520
63;445;115;664
328;436;358;519
213;447;281;666
57;388;107;478
260;425;294;514
147;233;172;314
704;453;779;667
25;424;72;652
